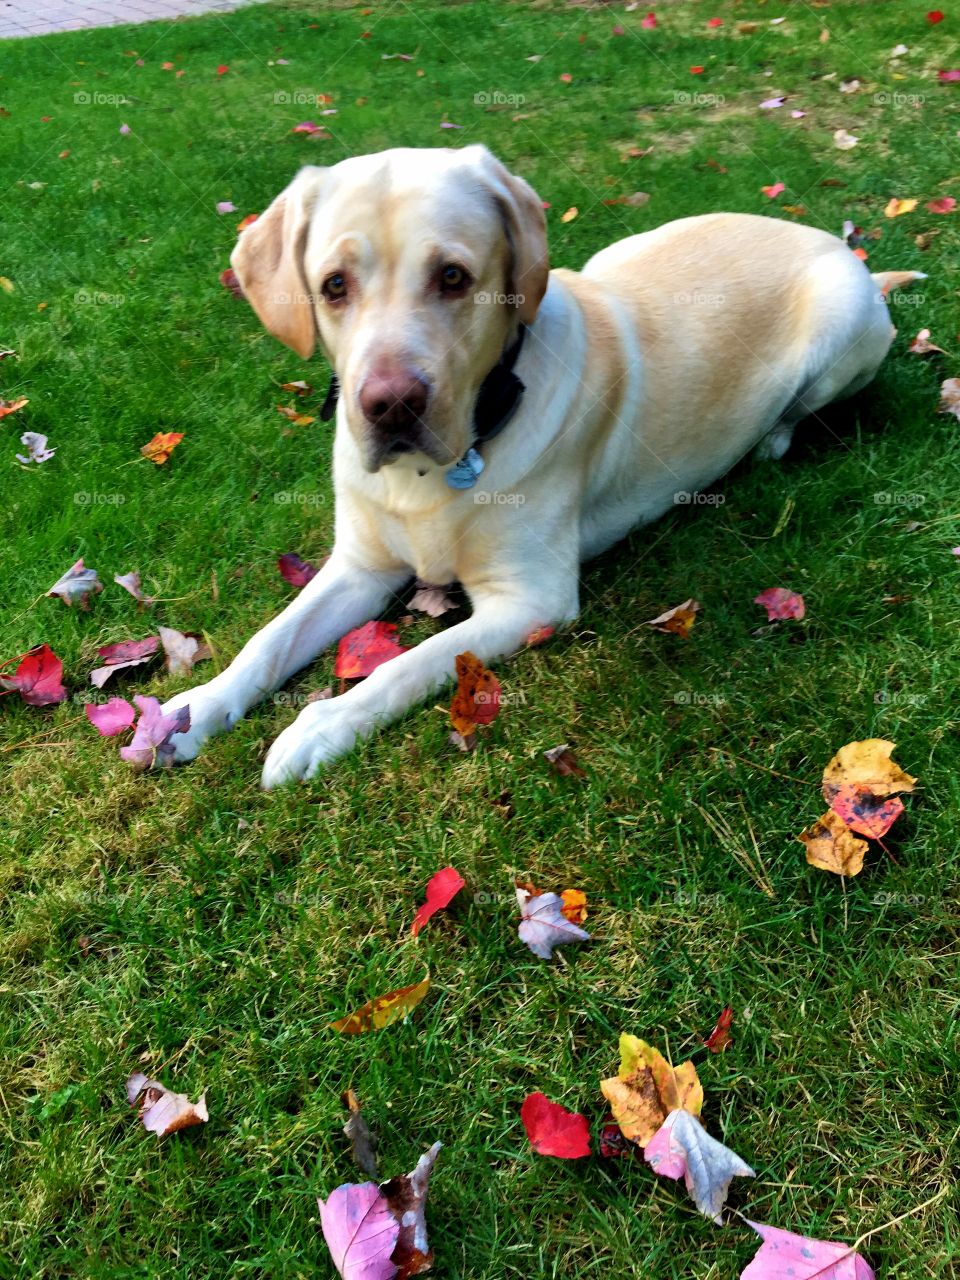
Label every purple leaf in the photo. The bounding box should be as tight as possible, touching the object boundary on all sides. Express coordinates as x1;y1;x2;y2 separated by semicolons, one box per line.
216;200;237;213
318;1182;400;1280
119;123;131;135
85;696;136;736
16;431;55;464
119;695;190;770
516;889;590;960
759;96;786;109
277;552;318;588
114;570;155;606
90;636;159;688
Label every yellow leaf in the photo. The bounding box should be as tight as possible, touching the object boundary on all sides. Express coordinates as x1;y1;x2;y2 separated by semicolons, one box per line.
799;809;868;877
644;598;701;638
0;276;14;293
561;207;579;223
600;1034;703;1146
821;739;916;804
884;198;918;218
330;976;430;1034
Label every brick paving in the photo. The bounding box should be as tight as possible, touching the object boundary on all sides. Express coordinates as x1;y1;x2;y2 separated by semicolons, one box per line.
0;0;262;39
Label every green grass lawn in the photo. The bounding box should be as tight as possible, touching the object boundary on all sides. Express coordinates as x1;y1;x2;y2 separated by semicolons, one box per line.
2;0;959;1275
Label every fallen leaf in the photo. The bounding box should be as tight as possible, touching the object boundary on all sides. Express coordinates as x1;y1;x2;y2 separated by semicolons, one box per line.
319;1182;398;1280
276;403;316;426
543;743;585;778
119;123;130;135
342;1088;379;1178
409;579;457;617
742;1219;876;1280
560;888;588;924
884;197;918;218
411;867;466;937
15;431;55;464
821;739;916;804
236;212;259;232
641;12;657;29
525;625;555;646
798;810;869;877
521;1093;591;1158
707;16;723;27
600;1034;703;1147
220;266;245;299
927;196;956;213
599;1118;638;1158
908;328;945;354
47;558;102;609
839;79;860;94
158;625;211;676
0;396;28;418
90;636;160;688
833;129;859;150
516;887;590;960
126;1072;208;1138
645;598;700;637
277;552;319;587
561;207;578;222
119;695;191;770
939;377;960;418
330;976;431;1034
753;587;805;621
335;621;408;679
928;9;945;23
85;696;136;736
0;643;67;705
280;379;313;395
703;1005;734;1053
140;431;184;464
0;277;14;293
938;69;960;82
449;651;501;738
759;97;785;110
644;1109;754;1223
114;570;155;606
215;200;236;213
828;785;904;839
381;1142;442;1278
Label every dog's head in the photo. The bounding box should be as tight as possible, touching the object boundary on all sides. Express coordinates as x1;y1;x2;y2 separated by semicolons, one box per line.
230;145;549;472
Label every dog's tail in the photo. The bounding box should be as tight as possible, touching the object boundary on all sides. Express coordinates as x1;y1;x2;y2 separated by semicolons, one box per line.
871;269;927;297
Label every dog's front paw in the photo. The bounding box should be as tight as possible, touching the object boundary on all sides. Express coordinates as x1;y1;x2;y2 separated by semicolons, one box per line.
261;701;360;788
160;681;240;763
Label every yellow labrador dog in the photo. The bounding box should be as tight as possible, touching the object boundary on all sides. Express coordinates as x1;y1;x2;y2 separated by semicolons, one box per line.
163;144;914;786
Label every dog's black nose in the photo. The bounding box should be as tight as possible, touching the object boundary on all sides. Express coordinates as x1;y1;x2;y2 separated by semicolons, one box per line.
359;366;429;431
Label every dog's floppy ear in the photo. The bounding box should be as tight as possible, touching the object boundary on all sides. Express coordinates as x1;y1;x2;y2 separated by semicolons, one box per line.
470;146;549;325
230;165;326;359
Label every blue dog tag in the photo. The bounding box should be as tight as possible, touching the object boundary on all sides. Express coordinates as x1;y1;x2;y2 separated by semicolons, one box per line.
445;447;485;490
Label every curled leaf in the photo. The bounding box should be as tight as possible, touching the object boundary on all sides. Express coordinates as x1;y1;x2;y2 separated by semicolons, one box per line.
331;976;431;1034
126;1072;208;1138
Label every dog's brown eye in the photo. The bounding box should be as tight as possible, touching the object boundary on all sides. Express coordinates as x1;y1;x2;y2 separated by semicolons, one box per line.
439;263;470;294
322;272;347;301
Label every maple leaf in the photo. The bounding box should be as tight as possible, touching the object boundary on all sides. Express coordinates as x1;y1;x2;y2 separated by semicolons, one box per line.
821;739;916;804
335;621;408;679
754;587;805;621
516;888;590;960
0;643;67;705
330;976;431;1034
127;1072;208;1138
90;636;160;688
521;1093;591;1158
318;1182;399;1280
645;598;700;637
909;328;946;354
411;867;465;937
381;1142;442;1278
277;552;319;587
114;570;155;606
141;432;184;464
828;785;904;840
798;810;868;877
119;695;191;770
742;1220;876;1280
560;888;588;924
47;558;102;609
158;625;211;676
703;1005;734;1053
600;1034;703;1147
449;651;501;741
644;1109;754;1223
884;197;918;218
85;696;136;736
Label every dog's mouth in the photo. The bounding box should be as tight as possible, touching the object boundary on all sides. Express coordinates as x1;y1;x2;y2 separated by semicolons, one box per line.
365;428;458;473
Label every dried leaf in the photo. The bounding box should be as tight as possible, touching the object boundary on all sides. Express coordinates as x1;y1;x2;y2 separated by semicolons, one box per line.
330;976;431;1034
543;744;586;778
600;1034;703;1147
409;580;457;618
449;651;501;737
908;328;946;355
342;1089;379;1178
48;558;102;609
141;431;184;464
821;739;916;803
703;1005;734;1053
645;598;700;637
799;810;868;877
126;1072;208;1138
158;625;211;676
516;888;590;960
90;636;160;688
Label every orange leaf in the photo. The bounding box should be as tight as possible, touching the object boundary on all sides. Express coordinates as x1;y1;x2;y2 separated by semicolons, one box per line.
330;976;431;1034
0;396;28;419
560;889;588;924
449;651;501;737
140;432;184;464
644;598;700;637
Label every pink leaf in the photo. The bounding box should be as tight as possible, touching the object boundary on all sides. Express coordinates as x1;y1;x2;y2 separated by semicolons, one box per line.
216;200;237;213
938;69;960;82
761;182;785;199
119;123;130;135
927;196;956;213
828;784;904;839
114;570;155;606
411;866;466;936
0;643;67;706
644;1109;754;1223
521;1093;591;1158
517;888;590;960
759;97;785;109
319;1183;399;1280
641;12;657;29
90;636;160;688
335;622;408;680
85;696;136;736
753;587;805;621
742;1220;875;1280
277;552;318;587
119;695;190;771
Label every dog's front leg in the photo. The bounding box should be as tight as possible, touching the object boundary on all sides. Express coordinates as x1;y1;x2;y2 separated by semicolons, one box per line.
261;578;578;788
162;554;411;763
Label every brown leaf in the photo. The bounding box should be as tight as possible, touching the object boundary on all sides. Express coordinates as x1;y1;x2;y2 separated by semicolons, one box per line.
644;598;701;638
600;1035;703;1146
543;743;586;778
158;625;212;676
126;1072;208;1137
342;1088;378;1177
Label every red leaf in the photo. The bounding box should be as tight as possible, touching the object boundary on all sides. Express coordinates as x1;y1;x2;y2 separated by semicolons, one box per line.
599;1119;637;1158
335;621;408;679
927;196;956;213
928;10;945;23
703;1005;734;1053
0;643;67;705
411;866;466;937
753;587;805;621
277;553;318;588
938;68;960;81
829;784;905;839
641;11;657;28
521;1093;591;1158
